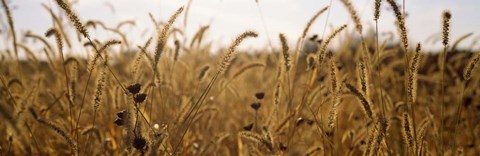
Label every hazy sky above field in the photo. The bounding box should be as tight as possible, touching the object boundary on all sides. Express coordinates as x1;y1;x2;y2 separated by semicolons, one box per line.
3;0;480;54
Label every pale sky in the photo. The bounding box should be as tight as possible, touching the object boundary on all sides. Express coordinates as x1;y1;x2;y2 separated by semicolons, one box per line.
2;0;480;55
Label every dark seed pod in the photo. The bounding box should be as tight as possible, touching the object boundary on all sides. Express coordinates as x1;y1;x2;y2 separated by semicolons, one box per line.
296;117;305;126
127;83;142;94
279;143;287;151
134;93;147;103
132;137;147;150
114;118;124;126
254;92;265;100
250;102;261;110
243;123;254;131
307;119;315;126
116;110;126;119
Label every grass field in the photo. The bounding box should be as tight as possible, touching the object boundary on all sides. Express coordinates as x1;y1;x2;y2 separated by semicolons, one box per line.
1;0;480;155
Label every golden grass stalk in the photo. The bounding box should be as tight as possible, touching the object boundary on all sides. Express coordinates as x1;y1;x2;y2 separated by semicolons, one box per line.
93;65;106;112
83;63;106;154
442;11;451;47
174;40;181;61
54;0;89;38
81;126;101;143
131;37;153;80
463;51;480;81
416;118;430;155
305;147;321;156
42;3;72;48
218;31;259;74
345;83;373;119
45;28;64;62
29;108;77;154
25;32;54;54
357;58;370;102
261;127;274;152
190;25;210;48
173;30;258;154
46;27;77;131
1;0;17;58
317;25;347;65
279;33;291;71
439;10;451;153
386;0;408;51
340;0;362;34
451;32;473;51
88;40;121;72
365;115;388;156
402;112;415;155
198;65;210;81
239;131;273;152
301;6;329;39
65;57;79;100
16;44;39;64
407;43;422;104
328;58;339;128
231;63;265;80
116;20;136;30
153;6;184;70
374;0;382;21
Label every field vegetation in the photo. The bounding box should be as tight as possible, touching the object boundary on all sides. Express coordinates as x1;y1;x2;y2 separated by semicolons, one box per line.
1;0;479;155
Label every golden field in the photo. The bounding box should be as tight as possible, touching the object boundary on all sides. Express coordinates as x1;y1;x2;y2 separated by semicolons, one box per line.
1;0;480;155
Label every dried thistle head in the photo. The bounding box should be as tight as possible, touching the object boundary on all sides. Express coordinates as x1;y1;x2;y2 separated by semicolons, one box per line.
255;92;265;100
442;10;451;46
134;93;147;103
127;83;142;94
114;118;124;126
132;137;147;150
250;102;261;111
